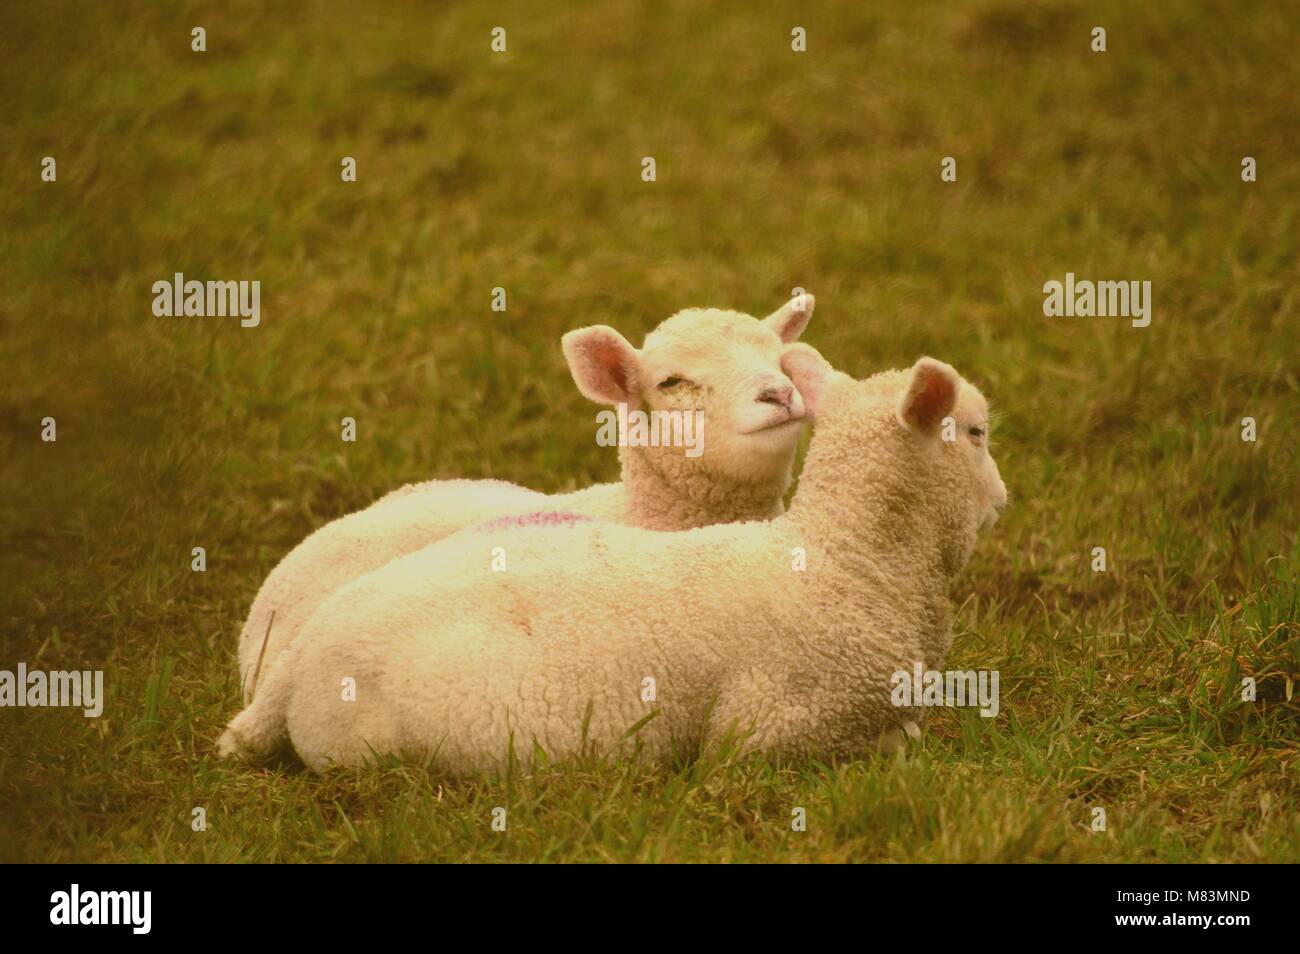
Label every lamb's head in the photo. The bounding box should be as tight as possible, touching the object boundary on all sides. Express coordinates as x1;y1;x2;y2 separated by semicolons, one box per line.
783;345;1007;571
562;295;815;490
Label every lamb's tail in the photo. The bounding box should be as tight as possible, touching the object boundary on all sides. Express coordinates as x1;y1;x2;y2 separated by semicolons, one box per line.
218;646;296;763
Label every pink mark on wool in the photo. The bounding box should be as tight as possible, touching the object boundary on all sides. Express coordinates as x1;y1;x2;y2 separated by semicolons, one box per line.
472;510;594;533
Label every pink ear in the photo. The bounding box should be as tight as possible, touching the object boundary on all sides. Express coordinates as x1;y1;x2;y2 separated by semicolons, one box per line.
561;326;641;406
762;293;815;344
897;357;959;435
780;343;833;421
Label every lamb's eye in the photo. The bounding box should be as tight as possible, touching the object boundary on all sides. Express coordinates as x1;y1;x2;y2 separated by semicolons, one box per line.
969;426;986;439
658;376;686;389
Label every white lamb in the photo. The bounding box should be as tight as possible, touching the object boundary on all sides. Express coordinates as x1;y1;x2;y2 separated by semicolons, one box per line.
220;348;1008;773
236;296;816;701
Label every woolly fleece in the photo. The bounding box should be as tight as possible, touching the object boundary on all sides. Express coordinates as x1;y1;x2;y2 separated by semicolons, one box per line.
235;298;815;701
220;349;1007;773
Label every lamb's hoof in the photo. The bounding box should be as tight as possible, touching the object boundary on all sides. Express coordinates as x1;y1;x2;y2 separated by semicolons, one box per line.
877;721;922;754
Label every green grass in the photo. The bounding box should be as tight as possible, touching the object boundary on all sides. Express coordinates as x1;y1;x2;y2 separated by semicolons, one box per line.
1;0;1297;862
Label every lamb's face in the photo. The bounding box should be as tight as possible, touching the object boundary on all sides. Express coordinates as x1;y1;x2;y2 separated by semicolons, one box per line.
782;347;1008;556
636;307;809;481
945;381;1008;532
562;296;816;487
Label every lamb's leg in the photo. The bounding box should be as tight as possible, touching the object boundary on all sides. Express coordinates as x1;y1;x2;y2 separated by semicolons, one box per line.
285;643;409;772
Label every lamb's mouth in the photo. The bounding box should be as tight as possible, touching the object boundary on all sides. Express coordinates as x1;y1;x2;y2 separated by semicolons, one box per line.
740;415;805;436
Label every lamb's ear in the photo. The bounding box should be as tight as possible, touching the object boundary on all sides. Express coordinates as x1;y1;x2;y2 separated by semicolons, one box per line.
781;343;833;421
561;325;642;406
762;293;815;344
897;357;960;436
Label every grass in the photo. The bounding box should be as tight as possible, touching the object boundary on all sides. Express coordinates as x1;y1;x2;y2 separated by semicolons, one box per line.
1;0;1297;862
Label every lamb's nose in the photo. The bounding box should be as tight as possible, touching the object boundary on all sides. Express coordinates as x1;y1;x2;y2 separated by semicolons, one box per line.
757;385;793;410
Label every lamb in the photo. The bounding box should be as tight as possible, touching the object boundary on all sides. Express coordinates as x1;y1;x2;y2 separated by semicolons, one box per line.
219;348;1008;773
235;295;816;702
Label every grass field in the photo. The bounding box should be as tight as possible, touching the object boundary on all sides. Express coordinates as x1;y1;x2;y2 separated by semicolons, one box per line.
1;0;1297;862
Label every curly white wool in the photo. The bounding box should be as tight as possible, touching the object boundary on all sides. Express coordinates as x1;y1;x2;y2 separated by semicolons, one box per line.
220;349;1007;774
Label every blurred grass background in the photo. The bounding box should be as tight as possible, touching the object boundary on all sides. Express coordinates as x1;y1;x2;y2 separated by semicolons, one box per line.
0;0;1296;862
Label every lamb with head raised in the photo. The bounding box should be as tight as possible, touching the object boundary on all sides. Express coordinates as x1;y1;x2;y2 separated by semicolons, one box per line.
219;347;1008;772
235;295;816;701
